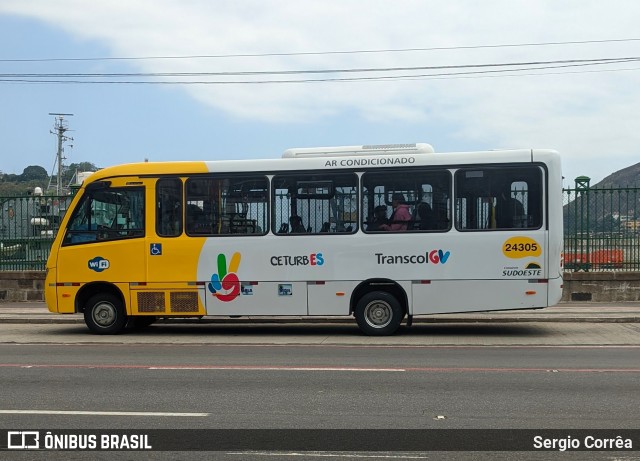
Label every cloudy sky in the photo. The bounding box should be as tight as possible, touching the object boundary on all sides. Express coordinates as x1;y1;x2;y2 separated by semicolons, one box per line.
1;0;639;186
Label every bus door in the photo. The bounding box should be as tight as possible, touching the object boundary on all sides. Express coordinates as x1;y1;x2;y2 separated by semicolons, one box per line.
56;179;147;312
138;177;206;317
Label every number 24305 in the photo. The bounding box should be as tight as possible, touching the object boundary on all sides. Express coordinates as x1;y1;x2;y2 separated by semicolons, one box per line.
505;242;538;252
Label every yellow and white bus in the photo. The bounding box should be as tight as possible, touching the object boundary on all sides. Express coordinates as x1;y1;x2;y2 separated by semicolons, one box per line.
45;143;563;335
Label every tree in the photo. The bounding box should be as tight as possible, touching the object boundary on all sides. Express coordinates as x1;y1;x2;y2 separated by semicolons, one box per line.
0;161;99;195
19;165;48;182
63;162;98;184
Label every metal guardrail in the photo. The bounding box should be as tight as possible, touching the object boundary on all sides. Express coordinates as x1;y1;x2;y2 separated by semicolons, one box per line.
2;180;639;272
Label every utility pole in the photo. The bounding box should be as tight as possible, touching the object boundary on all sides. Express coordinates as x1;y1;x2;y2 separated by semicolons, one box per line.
48;113;74;195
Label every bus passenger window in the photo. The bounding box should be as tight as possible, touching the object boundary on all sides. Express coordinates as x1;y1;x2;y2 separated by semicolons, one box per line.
455;167;542;231
185;176;268;236
361;169;451;233
156;178;183;237
272;173;358;235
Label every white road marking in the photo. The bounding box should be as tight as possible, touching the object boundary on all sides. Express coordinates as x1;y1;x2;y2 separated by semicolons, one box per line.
3;363;639;373
147;366;405;372
228;453;429;459
0;410;208;417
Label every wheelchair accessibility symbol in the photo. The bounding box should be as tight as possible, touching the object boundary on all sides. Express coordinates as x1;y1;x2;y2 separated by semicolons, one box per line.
150;243;162;256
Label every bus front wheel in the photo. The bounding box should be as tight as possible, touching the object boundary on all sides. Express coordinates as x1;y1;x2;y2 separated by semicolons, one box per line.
84;293;127;335
355;291;404;336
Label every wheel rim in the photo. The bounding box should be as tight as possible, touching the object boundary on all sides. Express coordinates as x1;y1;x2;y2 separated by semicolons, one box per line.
92;301;117;328
364;300;392;329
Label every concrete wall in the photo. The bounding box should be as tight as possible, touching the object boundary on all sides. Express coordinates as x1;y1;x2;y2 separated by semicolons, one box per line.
1;271;640;303
562;271;640;302
0;271;45;302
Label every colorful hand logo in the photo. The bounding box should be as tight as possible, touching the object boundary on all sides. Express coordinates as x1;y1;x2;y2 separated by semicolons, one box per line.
208;252;241;302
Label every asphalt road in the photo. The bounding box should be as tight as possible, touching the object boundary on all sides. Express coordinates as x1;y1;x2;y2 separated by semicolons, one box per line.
2;320;640;346
1;323;639;460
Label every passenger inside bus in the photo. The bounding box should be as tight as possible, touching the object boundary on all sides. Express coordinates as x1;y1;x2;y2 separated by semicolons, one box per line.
493;184;525;229
432;193;450;230
289;215;307;233
367;205;388;231
379;193;411;231
186;204;213;234
415;202;435;230
159;201;181;236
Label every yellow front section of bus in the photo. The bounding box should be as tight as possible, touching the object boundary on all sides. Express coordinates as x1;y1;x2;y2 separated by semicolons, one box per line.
53;175;151;314
46;162;209;316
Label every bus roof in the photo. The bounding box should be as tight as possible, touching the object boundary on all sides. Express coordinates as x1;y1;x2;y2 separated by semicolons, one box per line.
83;148;559;183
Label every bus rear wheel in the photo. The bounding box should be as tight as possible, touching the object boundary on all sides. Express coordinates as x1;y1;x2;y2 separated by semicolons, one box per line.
84;293;127;335
355;291;404;336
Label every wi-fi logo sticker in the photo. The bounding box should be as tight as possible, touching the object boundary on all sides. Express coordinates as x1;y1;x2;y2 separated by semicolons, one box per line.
88;256;110;272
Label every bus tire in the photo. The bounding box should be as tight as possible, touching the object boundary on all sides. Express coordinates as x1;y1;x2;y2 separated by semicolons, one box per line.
355;291;404;336
84;293;127;335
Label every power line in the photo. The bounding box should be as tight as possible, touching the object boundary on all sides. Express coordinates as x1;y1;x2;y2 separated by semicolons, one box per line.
1;58;638;85
2;38;640;62
1;56;638;79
